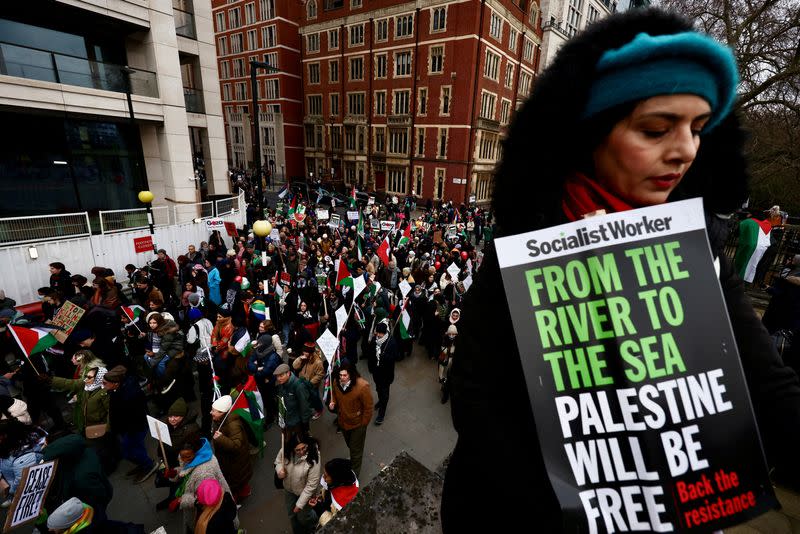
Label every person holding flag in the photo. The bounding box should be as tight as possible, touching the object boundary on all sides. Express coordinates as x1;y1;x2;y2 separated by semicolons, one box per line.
210;394;254;501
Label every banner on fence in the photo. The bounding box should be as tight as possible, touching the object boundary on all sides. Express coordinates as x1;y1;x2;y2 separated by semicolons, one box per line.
133;236;154;253
206;219;225;230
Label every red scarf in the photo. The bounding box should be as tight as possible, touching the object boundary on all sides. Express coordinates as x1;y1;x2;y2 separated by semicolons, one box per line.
561;173;634;222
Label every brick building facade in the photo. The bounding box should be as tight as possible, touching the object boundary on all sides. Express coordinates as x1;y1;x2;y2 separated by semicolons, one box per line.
212;0;305;183
299;0;542;204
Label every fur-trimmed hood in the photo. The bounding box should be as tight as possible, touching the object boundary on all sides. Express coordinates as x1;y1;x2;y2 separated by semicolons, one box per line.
492;7;749;238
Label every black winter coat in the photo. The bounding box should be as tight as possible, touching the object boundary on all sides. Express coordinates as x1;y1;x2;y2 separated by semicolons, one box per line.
369;336;397;385
108;375;148;434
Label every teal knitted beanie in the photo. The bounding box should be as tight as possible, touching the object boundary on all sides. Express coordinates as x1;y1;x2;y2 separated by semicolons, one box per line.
583;32;739;132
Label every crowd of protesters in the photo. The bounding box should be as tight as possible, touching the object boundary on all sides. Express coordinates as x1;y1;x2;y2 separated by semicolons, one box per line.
0;184;492;533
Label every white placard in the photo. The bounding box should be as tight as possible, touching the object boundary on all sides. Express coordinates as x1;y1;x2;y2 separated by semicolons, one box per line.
317;208;329;220
205;218;224;230
462;274;473;292
335;305;349;335
316;328;339;366
368;196;375;205
353;275;367;299
447;262;461;280
6;461;57;530
269;228;280;242
466;258;473;273
380;220;395;231
261;251;267;266
398;280;412;299
146;415;172;446
347;210;359;221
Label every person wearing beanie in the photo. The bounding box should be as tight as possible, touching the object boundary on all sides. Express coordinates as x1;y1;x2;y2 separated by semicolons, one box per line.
0;394;31;425
367;321;397;426
161;397;200;469
210;394;254;500
443;7;800;533
46;497;93;533
102;365;155;483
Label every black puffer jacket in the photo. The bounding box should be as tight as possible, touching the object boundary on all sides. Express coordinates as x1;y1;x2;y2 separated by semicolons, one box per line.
442;7;800;533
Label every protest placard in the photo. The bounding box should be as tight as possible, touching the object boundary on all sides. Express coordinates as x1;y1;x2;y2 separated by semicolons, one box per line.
370;219;380;230
205;218;224;231
224;221;238;237
335;306;348;336
329;214;341;228
446;262;460;280
4;461;57;532
495;198;775;532
399;280;412;299
347;211;359;221
146;415;172;447
380;221;395;231
317;208;329;220
316;329;339;366
368;196;375;205
48;300;85;343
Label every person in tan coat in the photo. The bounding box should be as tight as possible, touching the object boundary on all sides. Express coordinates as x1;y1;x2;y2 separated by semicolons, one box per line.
292;341;326;417
210;395;253;500
275;434;321;534
329;362;373;477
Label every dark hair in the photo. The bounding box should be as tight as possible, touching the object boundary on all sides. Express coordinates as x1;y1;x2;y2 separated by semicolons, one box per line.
149;313;166;329
324;458;357;488
49;262;65;270
71;274;88;286
125;264;136;271
286;433;319;466
181;431;203;452
336;361;360;382
37;287;54;296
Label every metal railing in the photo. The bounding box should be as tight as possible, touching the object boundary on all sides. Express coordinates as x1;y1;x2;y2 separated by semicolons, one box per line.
0;41;159;98
173;201;215;224
174;8;197;39
183;87;205;113
215;194;240;216
98;206;172;234
0;212;91;246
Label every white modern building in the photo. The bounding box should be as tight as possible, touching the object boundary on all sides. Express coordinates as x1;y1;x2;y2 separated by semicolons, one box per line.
539;0;616;68
0;0;230;217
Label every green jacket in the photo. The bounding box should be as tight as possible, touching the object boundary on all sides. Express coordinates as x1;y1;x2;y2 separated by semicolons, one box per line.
42;434;113;515
51;377;109;433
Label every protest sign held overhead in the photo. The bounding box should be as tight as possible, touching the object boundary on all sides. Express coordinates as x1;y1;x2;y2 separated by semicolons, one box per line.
495;198;775;533
4;461;57;532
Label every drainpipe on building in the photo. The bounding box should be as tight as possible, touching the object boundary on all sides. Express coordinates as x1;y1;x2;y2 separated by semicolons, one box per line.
407;8;421;198
464;0;487;206
367;18;374;192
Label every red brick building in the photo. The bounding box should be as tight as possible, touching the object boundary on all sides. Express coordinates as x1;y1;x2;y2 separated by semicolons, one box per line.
299;0;542;204
211;0;304;182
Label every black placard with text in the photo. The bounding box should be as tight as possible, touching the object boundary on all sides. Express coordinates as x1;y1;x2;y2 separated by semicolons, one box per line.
496;198;775;533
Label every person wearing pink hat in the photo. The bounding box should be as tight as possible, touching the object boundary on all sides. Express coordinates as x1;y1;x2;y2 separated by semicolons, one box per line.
193;478;238;534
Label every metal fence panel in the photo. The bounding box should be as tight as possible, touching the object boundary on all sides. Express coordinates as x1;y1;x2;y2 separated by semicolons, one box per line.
0;212;91;246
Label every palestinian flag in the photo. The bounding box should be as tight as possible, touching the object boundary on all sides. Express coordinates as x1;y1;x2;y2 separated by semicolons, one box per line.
8;325;58;357
231;376;265;455
337;259;353;288
368;281;382;299
733;218;772;283
350;185;357;209
398;223;411;247
377;235;391;266
287;196;297;220
398;300;412;339
122;305;145;322
251;300;268;321
233;329;252;358
278;178;291;199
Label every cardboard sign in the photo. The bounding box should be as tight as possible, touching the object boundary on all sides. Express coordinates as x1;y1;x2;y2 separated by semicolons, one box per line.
446;225;458;238
48;300;86;343
380;220;395;231
347;210;359;221
329;214;341;228
317;208;330;220
4;460;57;532
206;218;224;230
146;415;172;446
134;235;154;253
495;198;775;532
224;221;238;237
316;328;339;366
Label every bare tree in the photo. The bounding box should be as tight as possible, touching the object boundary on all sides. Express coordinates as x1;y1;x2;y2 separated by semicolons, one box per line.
655;0;800;114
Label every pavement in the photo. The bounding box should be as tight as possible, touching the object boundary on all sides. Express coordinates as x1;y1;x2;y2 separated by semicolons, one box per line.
104;342;456;534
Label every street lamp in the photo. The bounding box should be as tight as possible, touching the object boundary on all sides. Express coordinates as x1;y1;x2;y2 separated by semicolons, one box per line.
138;190;158;253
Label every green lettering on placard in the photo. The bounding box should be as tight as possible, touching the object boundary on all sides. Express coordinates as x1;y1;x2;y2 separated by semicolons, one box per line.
664;241;690;280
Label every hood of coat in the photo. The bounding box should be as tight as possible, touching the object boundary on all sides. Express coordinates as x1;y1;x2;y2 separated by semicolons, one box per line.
42;434;86;462
157;320;181;337
491;7;749;238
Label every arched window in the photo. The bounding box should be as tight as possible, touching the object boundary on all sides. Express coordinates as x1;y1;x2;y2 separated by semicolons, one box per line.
307;0;317;19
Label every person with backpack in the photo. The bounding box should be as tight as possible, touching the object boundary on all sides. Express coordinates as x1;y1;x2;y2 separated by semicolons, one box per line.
185;308;215;435
210;395;254;501
292;341;325;419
